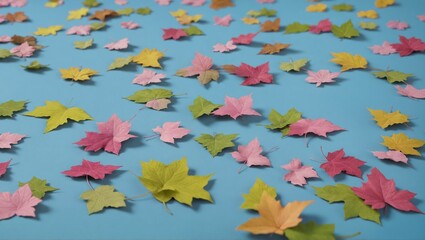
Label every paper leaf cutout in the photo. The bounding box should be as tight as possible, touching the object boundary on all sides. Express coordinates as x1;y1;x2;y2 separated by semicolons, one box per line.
0;184;42;220
280;58;309;72
18;177;58;199
132;69;165;86
60;67;97;81
242;17;259;25
10;42;35;58
396;84;425;99
67;7;89;20
66;25;91;36
0;160;11;177
188;96;221;118
145;99;171;111
359;21;378;30
231;33;257;45
195;133;238;157
108;56;133;71
34;25;63;36
104;38;129;50
74;38;94;50
213;94;261;119
258;43;290;55
387;20;409;30
4;12;28;23
21;60;49;70
210;0;234;10
138;157;213;206
368;109;409;129
332;4;353;12
373;70;413;83
352;168;421;212
153;122;191;144
282;158;318;186
369;41;396;55
90;22;106;30
183;26;204;36
80;185;126;214
0;49;12;59
306;3;327;12
376;0;395;8
83;0;101;7
0;133;25;149
24;100;92;133
162;28;188;40
88;9;119;21
247;7;276;17
121;21;139;29
331;20;360;38
330;52;368;71
183;0;206;6
213;41;237;53
285;22;309;34
241;178;277;210
62;159;121;179
126;88;173;104
320;148;365;179
265;108;302;136
214;14;232;26
224;62;272;85
288;118;344;138
136;7;151;15
132;48;165;68
391;36;425;57
231;138;271;167
237;192;313;235
285;221;335;240
0;100;26;118
176;53;219;85
309;19;332;34
261;18;280;32
372;151;408;164
117;8;134;16
306;70;340;87
381;133;425;156
357;10;378;19
75;114;136;155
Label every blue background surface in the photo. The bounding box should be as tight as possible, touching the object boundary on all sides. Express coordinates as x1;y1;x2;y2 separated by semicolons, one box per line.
1;0;425;239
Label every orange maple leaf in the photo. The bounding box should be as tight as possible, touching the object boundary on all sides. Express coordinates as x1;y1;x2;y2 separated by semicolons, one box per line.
261;18;281;32
210;0;234;10
88;9;119;21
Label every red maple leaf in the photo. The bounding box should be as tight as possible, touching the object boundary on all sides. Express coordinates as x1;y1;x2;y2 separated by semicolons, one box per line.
352;168;422;213
230;62;273;85
162;28;188;40
231;32;257;45
391;35;425;56
320;148;365;178
62;159;121;180
309;19;332;34
0;160;11;177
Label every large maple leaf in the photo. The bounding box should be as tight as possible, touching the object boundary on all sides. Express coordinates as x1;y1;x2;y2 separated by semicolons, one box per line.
75;114;137;155
352;168;421;212
176;52;219;85
320;148;365;179
62;159;121;179
0;133;25;149
225;62;273;85
288;118;344;137
152;122;191;144
391;35;425;57
212;94;261;119
0;184;42;220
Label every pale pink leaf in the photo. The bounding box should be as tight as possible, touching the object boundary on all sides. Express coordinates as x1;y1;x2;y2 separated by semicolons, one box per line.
0;184;42;220
132;69;166;86
153;122;191;144
180;52;213;76
214;14;232;26
306;70;340;87
104;38;129;50
369;41;397;55
418;15;425;22
0;133;25;149
121;21;139;30
155;0;171;5
182;0;205;6
213;94;261;119
0;160;11;177
66;25;91;36
288;118;344;137
0;14;6;23
213;40;237;53
231;138;270;167
372;151;408;164
10;42;35;58
0;0;9;7
10;0;27;7
231;33;257;45
145;99;171;110
282;158;318;186
387;20;409;30
0;35;11;43
115;0;127;5
257;0;275;3
162;28;188;40
396;84;425;99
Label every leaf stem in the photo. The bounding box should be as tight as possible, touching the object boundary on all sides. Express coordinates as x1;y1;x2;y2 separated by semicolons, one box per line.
143;134;160;139
264;146;279;154
237;164;248;174
173;93;188;97
126;192;150;201
162;202;173;215
320;146;328;160
86;175;94;190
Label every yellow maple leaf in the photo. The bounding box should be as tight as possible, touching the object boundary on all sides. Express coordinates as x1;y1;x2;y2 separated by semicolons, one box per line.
375;0;395;8
176;14;202;25
170;9;187;17
45;0;62;8
237;193;313;235
34;25;63;36
330;52;368;72
67;8;89;20
357;10;379;19
242;17;259;25
60;67;98;81
368;109;409;129
382;133;425;156
306;3;327;12
132;48;165;68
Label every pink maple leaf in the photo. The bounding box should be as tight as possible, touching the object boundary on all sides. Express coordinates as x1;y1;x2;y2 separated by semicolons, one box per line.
387;20;409;30
395;84;425;99
10;42;35;58
257;0;275;3
182;0;205;6
230;62;273;86
0;133;25;149
145;99;171;111
320;148;365;179
418;15;425;22
66;25;91;36
62;159;121;180
231;33;257;45
391;35;425;56
178;52;214;76
231;138;270;167
0;35;11;42
306;70;340;87
213;40;237;53
0;160;11;177
132;69;166;86
75;114;137;155
282;158;318;186
153;122;191;144
288;118;344;138
121;21;140;30
213;94;261;119
114;0;127;5
162;28;188;40
309;19;332;34
352;168;421;212
0;14;6;23
104;38;129;50
0;184;42;220
10;0;26;7
214;14;232;26
0;0;9;7
155;0;171;5
369;41;397;55
372;151;408;164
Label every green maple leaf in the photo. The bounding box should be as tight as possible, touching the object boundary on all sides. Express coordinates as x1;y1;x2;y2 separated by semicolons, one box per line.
373;70;413;83
82;0;100;7
24;100;92;133
285;221;335;240
314;184;380;223
332;4;353;11
18;176;58;199
247;8;276;17
241;178;277;210
183;26;204;36
117;8;134;16
127;88;173;103
359;22;378;30
21;61;49;70
284;22;309;34
90;22;106;31
332;20;360;38
188;96;221;118
195;133;238;157
108;56;133;70
0;49;12;59
0;100;26;117
266;108;302;136
136;7;152;15
280;58;309;72
138;157;213;206
80;185;126;214
74;38;94;49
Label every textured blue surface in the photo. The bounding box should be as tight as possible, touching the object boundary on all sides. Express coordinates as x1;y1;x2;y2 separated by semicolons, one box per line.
1;0;425;239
